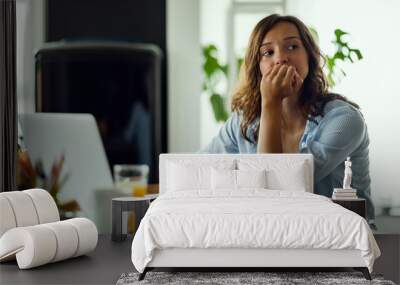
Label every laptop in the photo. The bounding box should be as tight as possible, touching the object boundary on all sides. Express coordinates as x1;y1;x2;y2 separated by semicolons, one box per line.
19;113;114;230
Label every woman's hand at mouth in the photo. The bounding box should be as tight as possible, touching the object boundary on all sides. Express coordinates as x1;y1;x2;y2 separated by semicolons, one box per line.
260;64;303;109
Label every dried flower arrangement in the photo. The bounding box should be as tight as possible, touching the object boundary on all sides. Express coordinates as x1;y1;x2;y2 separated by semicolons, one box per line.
17;148;80;219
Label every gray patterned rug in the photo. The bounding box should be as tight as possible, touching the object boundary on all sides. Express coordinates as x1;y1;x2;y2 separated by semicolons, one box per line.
116;271;396;285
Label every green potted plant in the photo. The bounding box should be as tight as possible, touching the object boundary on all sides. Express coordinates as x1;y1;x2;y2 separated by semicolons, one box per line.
202;44;243;122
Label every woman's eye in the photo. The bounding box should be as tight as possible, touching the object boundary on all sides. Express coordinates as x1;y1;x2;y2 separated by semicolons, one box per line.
262;50;273;57
288;44;298;50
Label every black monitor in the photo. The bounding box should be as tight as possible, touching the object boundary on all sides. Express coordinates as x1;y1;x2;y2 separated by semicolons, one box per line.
35;42;162;183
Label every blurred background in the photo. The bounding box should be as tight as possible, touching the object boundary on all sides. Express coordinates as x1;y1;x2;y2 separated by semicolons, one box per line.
15;0;400;223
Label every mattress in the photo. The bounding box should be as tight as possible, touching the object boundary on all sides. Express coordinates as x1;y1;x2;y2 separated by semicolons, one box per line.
131;189;380;273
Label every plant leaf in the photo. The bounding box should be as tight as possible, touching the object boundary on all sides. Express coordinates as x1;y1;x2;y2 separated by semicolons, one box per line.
308;26;319;44
59;200;81;212
210;93;229;122
59;172;70;190
203;57;220;78
350;48;363;60
335;28;348;44
333;51;345;61
220;64;228;76
237;57;244;74
324;28;363;88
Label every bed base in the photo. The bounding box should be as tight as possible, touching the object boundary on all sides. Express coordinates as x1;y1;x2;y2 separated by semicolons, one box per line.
138;248;372;281
138;267;371;281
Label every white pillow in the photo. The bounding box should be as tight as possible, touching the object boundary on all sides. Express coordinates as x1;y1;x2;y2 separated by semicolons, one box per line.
211;168;236;190
237;158;309;192
167;159;235;191
168;163;210;191
236;169;268;189
211;168;268;190
266;164;307;191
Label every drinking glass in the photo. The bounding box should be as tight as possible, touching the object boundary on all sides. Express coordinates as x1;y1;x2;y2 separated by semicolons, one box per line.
113;164;149;196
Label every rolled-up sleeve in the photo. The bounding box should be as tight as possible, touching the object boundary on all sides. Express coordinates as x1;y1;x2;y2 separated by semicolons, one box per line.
199;112;240;153
305;106;366;183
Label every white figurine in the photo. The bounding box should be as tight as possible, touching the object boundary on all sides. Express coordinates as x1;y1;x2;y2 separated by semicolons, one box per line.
343;157;352;189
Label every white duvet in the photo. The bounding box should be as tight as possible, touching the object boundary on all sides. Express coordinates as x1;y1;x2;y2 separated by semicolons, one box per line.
131;189;380;273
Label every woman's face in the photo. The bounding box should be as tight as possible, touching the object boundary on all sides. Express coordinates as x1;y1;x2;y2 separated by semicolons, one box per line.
259;21;309;81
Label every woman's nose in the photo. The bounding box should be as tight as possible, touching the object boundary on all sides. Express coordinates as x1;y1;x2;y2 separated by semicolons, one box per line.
276;59;288;65
275;51;289;65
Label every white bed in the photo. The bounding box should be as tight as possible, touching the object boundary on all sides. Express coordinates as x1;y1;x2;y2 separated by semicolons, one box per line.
131;154;380;280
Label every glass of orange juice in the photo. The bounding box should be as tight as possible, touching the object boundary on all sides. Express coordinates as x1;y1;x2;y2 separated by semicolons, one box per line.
132;184;147;197
113;164;149;195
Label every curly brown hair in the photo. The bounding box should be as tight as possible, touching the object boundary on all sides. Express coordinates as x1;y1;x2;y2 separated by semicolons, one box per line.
231;14;359;144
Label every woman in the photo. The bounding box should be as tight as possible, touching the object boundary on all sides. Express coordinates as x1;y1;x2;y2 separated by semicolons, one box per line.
201;14;375;224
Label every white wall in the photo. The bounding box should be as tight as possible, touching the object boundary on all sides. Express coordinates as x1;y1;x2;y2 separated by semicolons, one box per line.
167;0;202;152
199;0;232;147
16;0;44;114
286;0;400;213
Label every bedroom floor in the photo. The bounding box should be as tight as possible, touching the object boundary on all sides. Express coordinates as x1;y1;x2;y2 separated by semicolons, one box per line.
0;216;399;285
0;235;134;285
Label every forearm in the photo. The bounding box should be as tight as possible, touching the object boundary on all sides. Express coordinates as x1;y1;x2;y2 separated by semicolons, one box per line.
257;103;283;153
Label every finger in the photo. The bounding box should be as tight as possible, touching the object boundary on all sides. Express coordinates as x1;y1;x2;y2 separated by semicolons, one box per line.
268;64;281;79
290;69;298;86
283;66;295;85
264;66;274;78
294;71;303;87
275;65;289;83
292;71;303;90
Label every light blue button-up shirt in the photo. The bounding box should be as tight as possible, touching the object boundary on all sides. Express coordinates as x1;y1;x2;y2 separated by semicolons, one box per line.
200;99;375;222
